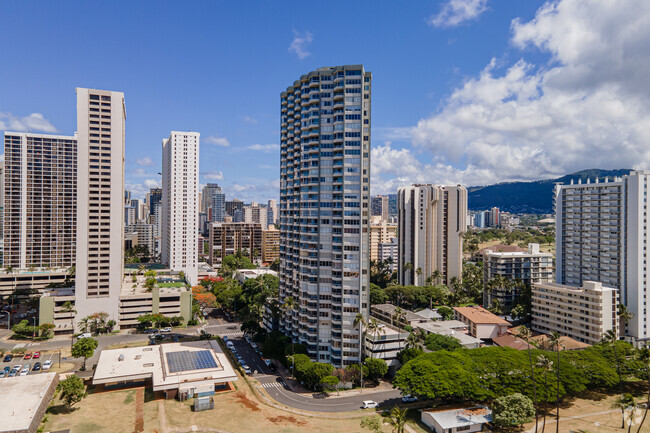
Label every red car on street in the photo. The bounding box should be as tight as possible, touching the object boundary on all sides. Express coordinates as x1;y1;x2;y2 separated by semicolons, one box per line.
33;352;40;359
23;352;32;360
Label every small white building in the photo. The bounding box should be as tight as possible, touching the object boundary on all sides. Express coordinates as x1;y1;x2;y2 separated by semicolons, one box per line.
364;323;409;367
421;406;492;433
235;268;278;284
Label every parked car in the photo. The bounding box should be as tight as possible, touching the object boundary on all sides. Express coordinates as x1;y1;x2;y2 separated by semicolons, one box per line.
250;342;258;349
8;369;17;377
3;366;10;373
12;364;21;372
43;360;52;370
161;327;172;333
20;365;30;376
401;395;418;403
362;401;378;409
78;333;92;339
32;362;41;371
223;335;229;342
263;359;272;367
33;352;40;359
268;363;277;372
243;365;252;375
23;352;32;360
144;328;159;334
3;354;12;362
0;371;5;378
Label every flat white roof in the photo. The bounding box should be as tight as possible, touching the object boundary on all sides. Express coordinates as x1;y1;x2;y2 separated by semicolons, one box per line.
423;406;492;429
0;372;57;432
93;340;237;391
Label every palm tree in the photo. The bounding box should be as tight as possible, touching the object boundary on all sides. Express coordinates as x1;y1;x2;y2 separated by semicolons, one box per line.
4;266;13;275
603;329;626;428
402;262;413;284
385;407;408;433
432;270;443;285
415;267;422;285
354;313;366;390
612;394;637;433
61;301;76;351
405;330;424;350
489;299;504;315
536;355;553;433
366;318;384;359
392;307;406;329
548;332;564;433
516;326;538;433
636;348;650;433
618;303;635;336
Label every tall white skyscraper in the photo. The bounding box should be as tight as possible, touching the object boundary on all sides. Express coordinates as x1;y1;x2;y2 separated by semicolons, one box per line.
279;65;372;367
397;184;467;286
162;131;199;285
74;88;126;325
555;171;650;343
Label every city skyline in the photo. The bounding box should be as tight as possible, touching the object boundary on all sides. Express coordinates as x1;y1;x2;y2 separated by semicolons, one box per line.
7;1;648;203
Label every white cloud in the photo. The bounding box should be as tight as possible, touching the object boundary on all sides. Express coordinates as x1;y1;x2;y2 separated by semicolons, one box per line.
144;179;160;189
242;116;258;125
130;168;149;177
411;0;650;187
429;0;489;28
288;30;313;59
248;143;280;152
136;156;155;166
0;112;58;133
203;171;224;181
205;134;231;147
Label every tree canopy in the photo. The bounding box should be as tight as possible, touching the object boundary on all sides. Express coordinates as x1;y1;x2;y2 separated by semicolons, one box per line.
424;333;462;352
58;374;87;407
492;393;535;427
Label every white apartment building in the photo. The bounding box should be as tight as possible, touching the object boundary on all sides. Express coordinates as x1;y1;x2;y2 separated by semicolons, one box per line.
369;215;397;262
3;132;77;269
482;243;553;313
378;237;398;272
74;88;126;326
267;199;278;227
162;131;199;285
532;281;618;345
244;202;268;230
279;65;372;367
397;184;467;286
125;223;155;257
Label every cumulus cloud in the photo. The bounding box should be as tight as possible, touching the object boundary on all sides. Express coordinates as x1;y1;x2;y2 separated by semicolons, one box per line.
288;30;313;59
130;167;149;177
136;156;155;166
411;0;650;187
242;116;258;125
205;134;231;147
248;143;280;152
429;0;489;28
144;179;160;188
203;171;224;181
0;112;57;133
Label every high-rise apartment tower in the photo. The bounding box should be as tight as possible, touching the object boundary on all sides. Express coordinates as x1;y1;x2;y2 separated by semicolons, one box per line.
279;65;371;367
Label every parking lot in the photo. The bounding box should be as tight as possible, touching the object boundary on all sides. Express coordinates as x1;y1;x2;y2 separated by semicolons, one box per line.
1;351;61;377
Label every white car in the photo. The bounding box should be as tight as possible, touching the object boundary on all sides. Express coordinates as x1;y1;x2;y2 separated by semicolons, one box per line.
402;395;418;403
243;365;252;374
43;360;53;370
161;327;172;333
20;365;30;376
362;400;378;409
250;342;258;349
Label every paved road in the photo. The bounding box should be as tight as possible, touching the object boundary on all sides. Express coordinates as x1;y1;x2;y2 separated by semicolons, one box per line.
205;308;404;412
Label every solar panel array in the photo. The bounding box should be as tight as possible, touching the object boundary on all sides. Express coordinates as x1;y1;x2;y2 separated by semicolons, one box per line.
166;350;217;373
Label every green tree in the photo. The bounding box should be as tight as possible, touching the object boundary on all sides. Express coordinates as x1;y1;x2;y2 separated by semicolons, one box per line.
71;337;98;370
397;347;424;364
548;332;564;433
58;374;87;407
384;407;408;433
321;375;340;394
424;333;461;352
437;306;454;321
635;348;650;433
602;329;626;429
536;355;553;433
492;393;535;428
515;326;538;433
612;394;637;433
360;416;382;433
364;358;388;381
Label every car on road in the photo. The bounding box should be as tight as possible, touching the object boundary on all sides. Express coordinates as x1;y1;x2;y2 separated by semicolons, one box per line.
78;333;92;339
3;354;12;362
223;335;229;342
263;359;272;367
23;352;32;360
33;352;40;359
268;363;277;372
32;362;41;371
43;360;52;370
226;341;234;349
250;342;258;349
401;395;418;403
362;400;378;409
161;327;172;333
243;365;252;375
144;328;158;334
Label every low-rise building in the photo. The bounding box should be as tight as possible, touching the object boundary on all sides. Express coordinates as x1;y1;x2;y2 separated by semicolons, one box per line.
483;243;553;313
93;340;237;400
0;373;58;433
531;280;618;345
414;320;482;349
364;323;409;368
234;268;278;284
0;268;69;298
370;304;431;329
421;406;492;433
454;306;510;340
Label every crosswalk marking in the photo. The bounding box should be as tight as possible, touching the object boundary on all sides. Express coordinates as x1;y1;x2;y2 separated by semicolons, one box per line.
261;381;286;389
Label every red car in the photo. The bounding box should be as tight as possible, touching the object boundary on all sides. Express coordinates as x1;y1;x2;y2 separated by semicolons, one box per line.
33;352;40;359
23;352;32;360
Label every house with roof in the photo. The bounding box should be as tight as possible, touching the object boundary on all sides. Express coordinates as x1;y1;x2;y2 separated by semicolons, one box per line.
453;306;510;340
421;406;492;433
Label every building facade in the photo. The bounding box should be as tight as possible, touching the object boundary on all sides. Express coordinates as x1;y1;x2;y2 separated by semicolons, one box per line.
369;216;397;262
208;222;262;267
371;195;389;221
161;131;199;285
267;199;278;227
243;202;268;230
74;88;126;325
482;243;553;313
378;237;398;272
261;227;280;263
3;133;77;269
279;65;372;366
532;281;618;345
397;184;467;286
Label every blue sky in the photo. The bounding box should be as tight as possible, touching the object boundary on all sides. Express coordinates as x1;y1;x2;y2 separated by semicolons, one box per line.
2;0;648;202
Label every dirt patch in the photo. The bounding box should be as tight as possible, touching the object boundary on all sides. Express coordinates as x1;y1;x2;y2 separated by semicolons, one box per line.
134;387;144;432
234;391;260;412
266;415;306;426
